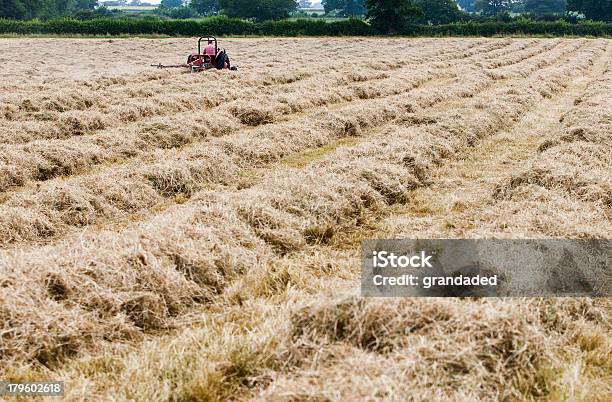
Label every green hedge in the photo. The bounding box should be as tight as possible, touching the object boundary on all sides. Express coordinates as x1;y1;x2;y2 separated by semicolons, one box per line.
0;16;610;37
405;20;612;37
0;17;258;36
0;16;373;36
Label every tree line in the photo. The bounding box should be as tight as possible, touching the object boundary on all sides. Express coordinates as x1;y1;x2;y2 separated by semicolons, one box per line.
166;0;612;23
1;14;610;36
156;0;297;21
0;0;96;19
464;0;610;22
1;0;610;25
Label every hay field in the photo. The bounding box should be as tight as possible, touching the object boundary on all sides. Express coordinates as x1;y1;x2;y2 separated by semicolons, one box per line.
0;37;610;400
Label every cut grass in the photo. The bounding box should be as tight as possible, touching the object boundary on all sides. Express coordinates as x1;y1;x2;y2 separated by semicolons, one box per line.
0;37;610;400
281;137;361;168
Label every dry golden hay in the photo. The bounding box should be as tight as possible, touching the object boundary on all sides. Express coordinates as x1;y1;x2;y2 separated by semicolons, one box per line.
0;38;610;399
265;297;611;400
494;67;612;207
228;104;275;126
121;291;168;330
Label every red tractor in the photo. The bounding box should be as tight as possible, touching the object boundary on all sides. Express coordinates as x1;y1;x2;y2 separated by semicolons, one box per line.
152;36;237;73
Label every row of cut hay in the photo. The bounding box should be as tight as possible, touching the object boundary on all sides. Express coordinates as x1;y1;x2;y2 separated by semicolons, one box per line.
0;94;403;247
0;67;323;143
477;38;559;69
478;38;535;60
0;91;423;246
404;39;578;112
0;42;603;369
0;37;341;91
0;41;578;247
0;40;521;188
47;45;611;399
494;66;612;209
0;38;520;147
0;38;499;144
268;296;609;401
222;42;600;255
0;203;270;367
484;39;578;80
260;49;612;401
0;69;303;143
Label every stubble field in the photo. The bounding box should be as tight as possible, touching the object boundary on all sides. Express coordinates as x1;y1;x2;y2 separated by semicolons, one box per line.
0;37;610;401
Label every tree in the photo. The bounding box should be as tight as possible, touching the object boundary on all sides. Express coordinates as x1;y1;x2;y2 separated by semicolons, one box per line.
322;0;342;13
190;0;219;15
344;0;366;16
73;0;96;10
364;0;423;34
73;5;114;19
474;0;512;16
169;5;198;17
524;0;566;15
415;0;463;24
219;0;297;21
566;0;611;21
41;0;98;19
0;0;29;19
456;0;476;11
0;0;94;19
322;0;365;16
160;0;183;9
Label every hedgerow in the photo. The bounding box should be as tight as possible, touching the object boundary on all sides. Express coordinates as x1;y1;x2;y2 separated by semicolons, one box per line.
404;19;612;37
0;16;609;37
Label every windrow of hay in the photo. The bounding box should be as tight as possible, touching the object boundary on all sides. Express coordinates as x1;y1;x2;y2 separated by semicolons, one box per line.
0;40;588;248
0;38;538;126
0;63;463;188
0;38;510;145
0;96;399;246
257;45;612;402
494;67;612;209
212;40;601;254
0;40;605;371
0;39;548;192
0;202;271;366
34;43;611;400
264;297;610;401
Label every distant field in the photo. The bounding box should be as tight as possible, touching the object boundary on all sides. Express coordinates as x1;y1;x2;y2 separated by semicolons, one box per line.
0;37;610;400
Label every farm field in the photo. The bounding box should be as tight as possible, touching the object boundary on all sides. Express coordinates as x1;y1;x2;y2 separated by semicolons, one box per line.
0;37;611;400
